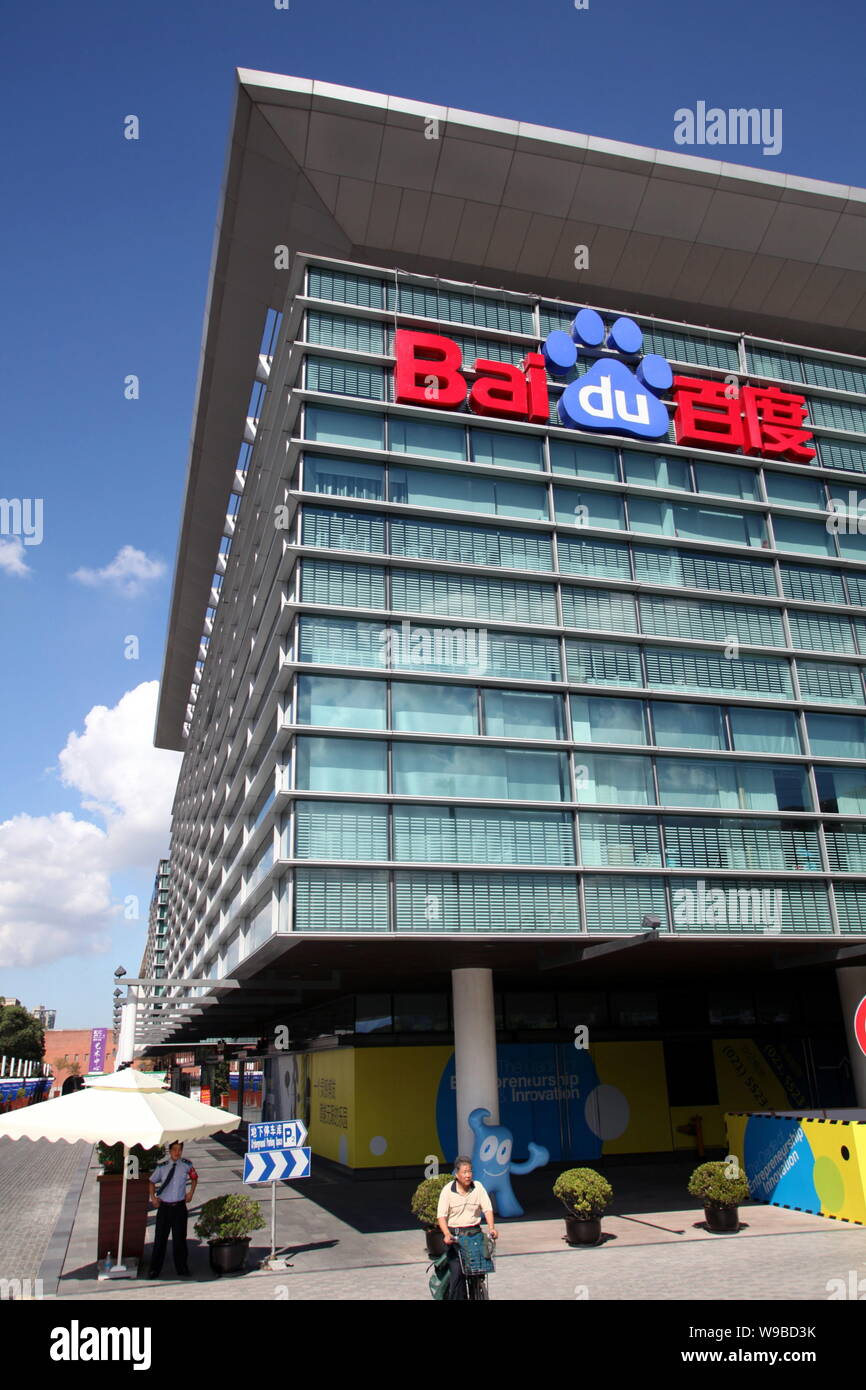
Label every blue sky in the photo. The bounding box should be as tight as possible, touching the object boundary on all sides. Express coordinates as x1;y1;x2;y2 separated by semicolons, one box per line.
1;0;864;1028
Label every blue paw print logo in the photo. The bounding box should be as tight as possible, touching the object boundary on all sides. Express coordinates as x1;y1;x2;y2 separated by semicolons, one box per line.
542;308;672;440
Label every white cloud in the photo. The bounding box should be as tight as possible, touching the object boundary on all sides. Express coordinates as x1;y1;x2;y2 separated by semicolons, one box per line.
71;545;165;597
58;682;182;871
0;682;182;967
0;536;30;577
0;813;113;967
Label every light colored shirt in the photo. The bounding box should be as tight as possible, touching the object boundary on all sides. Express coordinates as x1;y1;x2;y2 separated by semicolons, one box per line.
437;1180;492;1228
150;1157;196;1203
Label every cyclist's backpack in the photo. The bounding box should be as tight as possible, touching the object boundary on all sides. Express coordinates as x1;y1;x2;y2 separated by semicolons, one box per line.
428;1250;451;1300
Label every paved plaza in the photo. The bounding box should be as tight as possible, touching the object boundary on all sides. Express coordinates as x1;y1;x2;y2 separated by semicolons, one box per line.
1;1131;861;1301
0;1135;89;1284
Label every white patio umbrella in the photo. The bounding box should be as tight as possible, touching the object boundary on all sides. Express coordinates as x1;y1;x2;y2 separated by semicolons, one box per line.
0;1068;241;1276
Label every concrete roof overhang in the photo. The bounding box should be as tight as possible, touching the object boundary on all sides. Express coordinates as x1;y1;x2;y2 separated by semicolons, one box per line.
139;933;864;1047
155;69;866;750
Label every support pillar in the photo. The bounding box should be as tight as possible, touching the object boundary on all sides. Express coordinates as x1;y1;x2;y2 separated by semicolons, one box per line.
452;968;499;1158
115;989;138;1068
836;965;866;1107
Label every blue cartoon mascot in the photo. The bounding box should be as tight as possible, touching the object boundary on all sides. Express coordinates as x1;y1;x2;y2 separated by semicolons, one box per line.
468;1107;549;1218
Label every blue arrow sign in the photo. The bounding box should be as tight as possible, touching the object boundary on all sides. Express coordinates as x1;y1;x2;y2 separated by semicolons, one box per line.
243;1147;311;1183
248;1119;309;1152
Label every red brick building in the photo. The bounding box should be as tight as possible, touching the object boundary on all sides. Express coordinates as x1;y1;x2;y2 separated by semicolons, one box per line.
45;1029;116;1097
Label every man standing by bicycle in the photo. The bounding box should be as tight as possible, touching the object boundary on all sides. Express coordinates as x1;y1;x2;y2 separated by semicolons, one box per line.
436;1157;498;1300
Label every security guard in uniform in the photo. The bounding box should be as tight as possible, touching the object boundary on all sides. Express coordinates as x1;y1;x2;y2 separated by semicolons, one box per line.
147;1140;198;1278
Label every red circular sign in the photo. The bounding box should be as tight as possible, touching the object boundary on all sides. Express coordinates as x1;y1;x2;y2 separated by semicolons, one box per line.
855;995;866;1058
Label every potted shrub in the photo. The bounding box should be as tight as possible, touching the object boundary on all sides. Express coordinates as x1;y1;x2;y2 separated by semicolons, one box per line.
195;1194;265;1274
688;1160;750;1233
410;1174;452;1257
553;1168;613;1246
96;1143;164;1263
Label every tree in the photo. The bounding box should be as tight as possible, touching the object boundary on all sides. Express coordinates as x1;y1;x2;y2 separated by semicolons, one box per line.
0;1004;44;1064
54;1056;80;1078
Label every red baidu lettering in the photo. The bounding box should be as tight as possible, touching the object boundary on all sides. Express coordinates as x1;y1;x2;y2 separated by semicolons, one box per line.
740;384;816;462
394;331;550;423
672;375;815;462
394;329;467;408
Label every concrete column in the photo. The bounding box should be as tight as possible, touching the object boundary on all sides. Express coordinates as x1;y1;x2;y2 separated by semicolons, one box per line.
836;965;866;1108
452;968;499;1157
115;989;138;1068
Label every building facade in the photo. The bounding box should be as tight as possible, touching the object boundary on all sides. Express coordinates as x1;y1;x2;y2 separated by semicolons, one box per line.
151;73;866;1167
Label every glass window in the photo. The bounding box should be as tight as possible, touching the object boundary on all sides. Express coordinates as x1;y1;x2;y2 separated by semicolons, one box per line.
571;695;647;745
575;753;654;805
483;689;564;740
389;417;465;460
627;495;675;536
389;465;547;521
579;811;662;866
392;742;569;801
807;712;866;759
816;765;866;814
658;758;808;812
304;405;384;450
672;502;766;548
729;705;801;755
557;992;609;1026
708;991;756;1025
694;461;759;501
623;452;691;490
550;439;618;481
657;757;739;809
296;675;387;729
393;994;449;1032
772;515;836;557
651;701;726;751
554;486;624;530
471;428;544;470
391;681;478;735
303;453;384;500
504;994;557;1028
610;992;659;1026
295;736;387;793
763;472;827;509
736;762;810;812
356;995;392;1033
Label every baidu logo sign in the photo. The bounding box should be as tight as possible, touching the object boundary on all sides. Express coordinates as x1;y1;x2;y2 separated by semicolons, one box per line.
542;309;673;440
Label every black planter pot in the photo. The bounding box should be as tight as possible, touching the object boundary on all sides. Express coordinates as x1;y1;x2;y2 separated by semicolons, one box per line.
425;1227;446;1258
208;1238;251;1273
564;1215;602;1246
704;1205;740;1233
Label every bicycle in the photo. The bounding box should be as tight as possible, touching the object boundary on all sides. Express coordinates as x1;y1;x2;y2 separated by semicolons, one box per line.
454;1228;497;1300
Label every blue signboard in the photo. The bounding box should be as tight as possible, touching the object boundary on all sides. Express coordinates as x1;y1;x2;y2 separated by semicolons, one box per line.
248;1119;308;1151
243;1148;311;1183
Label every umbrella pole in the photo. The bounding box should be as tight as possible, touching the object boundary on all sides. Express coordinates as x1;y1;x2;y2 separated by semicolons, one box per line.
114;1144;130;1273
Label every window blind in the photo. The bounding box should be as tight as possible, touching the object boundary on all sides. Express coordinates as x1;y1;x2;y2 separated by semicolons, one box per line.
301;506;386;556
583;875;668;930
294;867;390;930
301;559;387;610
391;569;557;624
393;805;575;865
390;517;553;572
779;563;846;604
295;801;389;860
305;356;387;401
639;595;783;646
562;586;639;633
